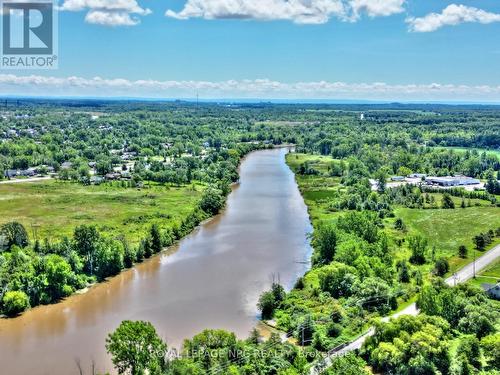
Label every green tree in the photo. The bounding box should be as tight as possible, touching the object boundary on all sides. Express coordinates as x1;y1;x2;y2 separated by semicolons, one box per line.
271;282;286;306
199;187;224;215
394;218;406;231
480;333;500;369
150;224;162;254
313;224;337;264
375;169;388;194
2;290;30;316
442;193;455;209
44;254;75;300
0;222;29;250
94;240;124;280
140;238;152;259
73;225;100;275
409;235;427;265
324;354;369;375
258;290;277;319
456;335;481;370
397;260;410;283
165;358;203;375
318;262;358;298
458;245;468;259
473;234;486;251
121;237;136;268
434;258;450;277
106;320;167;375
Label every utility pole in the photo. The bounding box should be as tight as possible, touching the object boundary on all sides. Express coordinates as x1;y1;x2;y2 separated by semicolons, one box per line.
473;247;476;278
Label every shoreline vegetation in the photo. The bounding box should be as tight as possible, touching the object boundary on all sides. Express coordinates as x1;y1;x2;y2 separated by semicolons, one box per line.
101;147;499;375
0;142;272;318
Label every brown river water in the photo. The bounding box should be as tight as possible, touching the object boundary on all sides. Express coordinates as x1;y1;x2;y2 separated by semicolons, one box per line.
0;147;312;375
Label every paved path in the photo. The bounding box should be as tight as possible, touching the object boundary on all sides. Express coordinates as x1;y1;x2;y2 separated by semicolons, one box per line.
310;244;500;374
0;176;52;184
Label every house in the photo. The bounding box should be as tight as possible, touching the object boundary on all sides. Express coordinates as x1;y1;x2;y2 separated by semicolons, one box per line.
409;173;427;179
425;176;481;187
36;165;54;174
4;168;37;178
105;172;121;180
482;283;500;300
60;162;73;170
391;176;405;182
90;176;104;184
20;168;37;177
4;169;18;178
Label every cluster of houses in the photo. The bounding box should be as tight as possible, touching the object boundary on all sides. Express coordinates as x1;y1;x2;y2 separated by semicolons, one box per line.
4;165;55;179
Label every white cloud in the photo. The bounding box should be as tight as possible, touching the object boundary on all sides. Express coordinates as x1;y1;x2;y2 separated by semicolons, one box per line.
407;4;500;32
350;0;405;19
85;10;139;25
165;0;406;24
59;0;151;26
1;74;500;101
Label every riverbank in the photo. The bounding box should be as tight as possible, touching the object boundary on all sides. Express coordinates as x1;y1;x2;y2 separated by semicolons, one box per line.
0;142;271;319
266;151;500;353
0;147;314;375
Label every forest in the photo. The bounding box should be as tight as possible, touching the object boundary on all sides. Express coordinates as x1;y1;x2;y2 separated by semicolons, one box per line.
0;100;499;374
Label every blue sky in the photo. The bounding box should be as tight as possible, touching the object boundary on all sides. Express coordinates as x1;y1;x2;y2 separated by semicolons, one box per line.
2;0;500;101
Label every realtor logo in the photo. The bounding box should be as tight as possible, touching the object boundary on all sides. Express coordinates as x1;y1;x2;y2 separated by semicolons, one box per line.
1;0;58;69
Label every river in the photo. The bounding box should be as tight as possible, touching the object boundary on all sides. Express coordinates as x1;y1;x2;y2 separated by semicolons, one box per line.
0;147;313;375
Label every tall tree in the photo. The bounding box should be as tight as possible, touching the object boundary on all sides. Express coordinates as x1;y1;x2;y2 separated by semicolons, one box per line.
106;320;167;375
0;222;29;250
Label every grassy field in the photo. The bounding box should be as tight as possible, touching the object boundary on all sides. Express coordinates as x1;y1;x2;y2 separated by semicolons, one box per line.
393;206;500;272
286;153;344;222
0;179;203;245
434;146;500;158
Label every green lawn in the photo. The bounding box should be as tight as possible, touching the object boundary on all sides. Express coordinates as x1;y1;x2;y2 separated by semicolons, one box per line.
468;259;500;288
0;180;203;245
394;206;500;272
434;146;500;158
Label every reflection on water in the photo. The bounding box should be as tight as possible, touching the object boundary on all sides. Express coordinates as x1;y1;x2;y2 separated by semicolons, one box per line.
0;148;312;375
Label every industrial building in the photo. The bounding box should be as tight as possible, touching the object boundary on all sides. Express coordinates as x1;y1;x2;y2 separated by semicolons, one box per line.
425;176;481;187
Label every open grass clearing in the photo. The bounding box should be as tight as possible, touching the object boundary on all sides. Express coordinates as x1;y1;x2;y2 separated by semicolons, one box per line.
0;180;203;246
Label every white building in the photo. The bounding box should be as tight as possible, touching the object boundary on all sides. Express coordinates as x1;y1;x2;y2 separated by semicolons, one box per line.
425;176;480;187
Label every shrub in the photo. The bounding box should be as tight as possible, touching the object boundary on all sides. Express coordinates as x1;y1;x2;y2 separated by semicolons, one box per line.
199;187;224;215
258;291;276;320
394;218;406;231
434;258;450;277
442;193;455;209
2;291;30;316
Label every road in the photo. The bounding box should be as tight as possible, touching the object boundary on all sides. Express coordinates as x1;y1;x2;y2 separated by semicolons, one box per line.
310;243;500;374
0;176;52;184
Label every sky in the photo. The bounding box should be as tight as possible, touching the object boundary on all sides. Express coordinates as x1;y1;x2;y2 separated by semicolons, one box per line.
1;0;500;101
